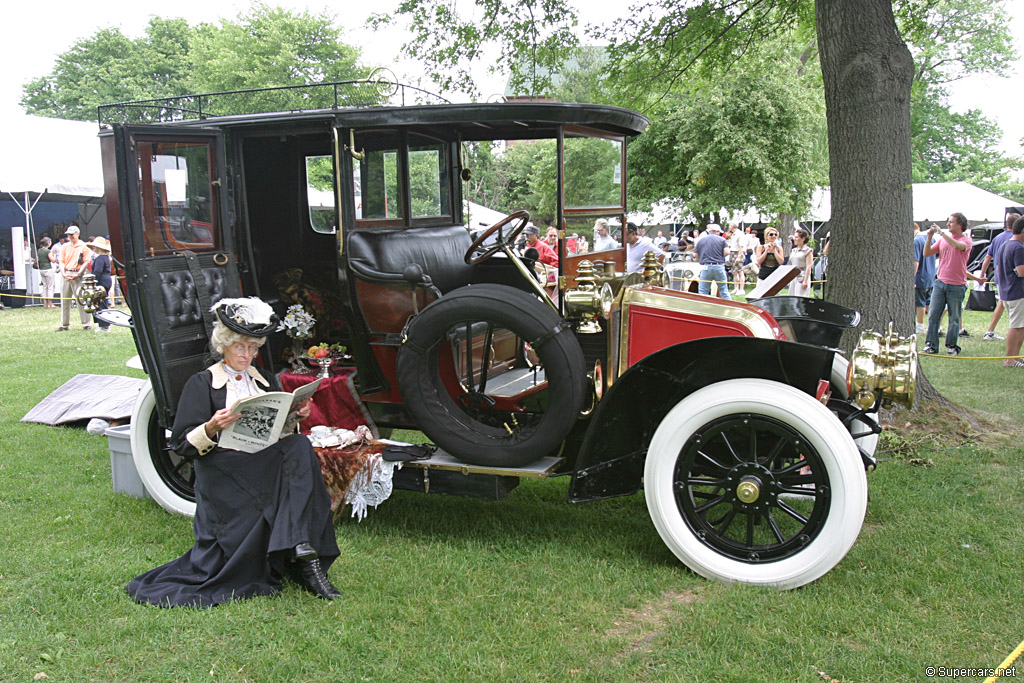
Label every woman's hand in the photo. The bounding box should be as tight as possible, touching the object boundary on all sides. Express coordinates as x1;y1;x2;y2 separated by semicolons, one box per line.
294;399;312;422
205;408;241;438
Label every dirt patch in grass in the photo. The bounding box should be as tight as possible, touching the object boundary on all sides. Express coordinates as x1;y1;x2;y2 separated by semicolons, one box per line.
878;400;1021;462
606;589;702;660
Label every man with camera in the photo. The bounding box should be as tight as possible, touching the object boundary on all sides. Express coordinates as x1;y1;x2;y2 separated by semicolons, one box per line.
922;213;986;355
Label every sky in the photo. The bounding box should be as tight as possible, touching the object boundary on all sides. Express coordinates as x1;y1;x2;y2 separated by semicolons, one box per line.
1;0;1022;156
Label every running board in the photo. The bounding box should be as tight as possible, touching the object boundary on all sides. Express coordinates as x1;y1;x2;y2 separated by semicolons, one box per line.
391;448;564;500
402;449;563;478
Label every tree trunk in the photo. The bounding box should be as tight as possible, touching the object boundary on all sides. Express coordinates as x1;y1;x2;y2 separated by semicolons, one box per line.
816;0;943;403
778;212;797;245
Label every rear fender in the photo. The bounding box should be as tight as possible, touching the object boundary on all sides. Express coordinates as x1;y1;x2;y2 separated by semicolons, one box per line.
568;337;835;502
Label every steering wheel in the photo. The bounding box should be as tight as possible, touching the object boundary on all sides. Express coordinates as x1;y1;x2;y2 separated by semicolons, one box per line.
464;210;531;265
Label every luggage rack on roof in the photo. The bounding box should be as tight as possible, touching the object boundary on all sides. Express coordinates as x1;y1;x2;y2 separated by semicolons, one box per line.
96;69;450;127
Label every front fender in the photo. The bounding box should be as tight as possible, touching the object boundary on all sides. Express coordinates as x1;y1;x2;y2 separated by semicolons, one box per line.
568;337;835;502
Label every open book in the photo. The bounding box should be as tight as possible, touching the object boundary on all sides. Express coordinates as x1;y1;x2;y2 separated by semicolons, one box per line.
218;378;322;454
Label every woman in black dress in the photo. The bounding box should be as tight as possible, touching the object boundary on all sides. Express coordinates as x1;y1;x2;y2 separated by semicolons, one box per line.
127;297;341;607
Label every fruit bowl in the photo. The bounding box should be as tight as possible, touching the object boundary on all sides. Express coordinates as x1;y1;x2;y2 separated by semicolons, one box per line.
300;354;333;378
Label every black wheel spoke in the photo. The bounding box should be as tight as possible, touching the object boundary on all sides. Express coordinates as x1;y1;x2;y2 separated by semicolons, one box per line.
766;512;786;544
774;457;809;477
719;430;742;463
696;449;730;471
745;513;755;547
759;435;788;467
715;508;738;534
776;500;809;525
779;486;816;497
694;494;727;514
687;477;726;488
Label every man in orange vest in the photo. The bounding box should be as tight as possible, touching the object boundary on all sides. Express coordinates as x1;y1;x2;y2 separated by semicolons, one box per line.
56;225;93;331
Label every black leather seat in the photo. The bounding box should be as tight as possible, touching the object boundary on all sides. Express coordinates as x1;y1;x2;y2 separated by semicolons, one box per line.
346;225;475;294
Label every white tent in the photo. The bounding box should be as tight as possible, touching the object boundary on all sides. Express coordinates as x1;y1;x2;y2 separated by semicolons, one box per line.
909;182;1019;224
1;112;104;294
807;183;1018;224
0;113;104;201
635;181;1020;228
463;200;507;231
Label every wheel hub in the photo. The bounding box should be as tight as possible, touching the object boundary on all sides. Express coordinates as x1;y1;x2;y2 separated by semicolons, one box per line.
673;413;832;564
736;476;761;504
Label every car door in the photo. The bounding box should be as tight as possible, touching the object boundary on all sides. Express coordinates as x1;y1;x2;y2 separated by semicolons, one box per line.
111;124;243;427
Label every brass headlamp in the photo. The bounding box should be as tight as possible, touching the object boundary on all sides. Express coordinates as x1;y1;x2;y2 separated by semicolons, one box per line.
76;273;109;313
847;323;918;409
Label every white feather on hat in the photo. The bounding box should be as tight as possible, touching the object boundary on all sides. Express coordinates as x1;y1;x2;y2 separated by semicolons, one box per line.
211;297;275;325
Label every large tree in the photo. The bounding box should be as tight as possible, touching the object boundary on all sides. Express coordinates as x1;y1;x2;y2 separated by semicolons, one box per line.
21;3;370;122
816;0;915;342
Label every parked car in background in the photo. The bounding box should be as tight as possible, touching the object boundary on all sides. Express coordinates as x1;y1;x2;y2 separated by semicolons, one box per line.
967;222;1005;279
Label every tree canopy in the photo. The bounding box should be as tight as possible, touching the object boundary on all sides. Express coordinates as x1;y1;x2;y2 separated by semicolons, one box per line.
381;0;1021;205
627;43;826;223
21;3;370;122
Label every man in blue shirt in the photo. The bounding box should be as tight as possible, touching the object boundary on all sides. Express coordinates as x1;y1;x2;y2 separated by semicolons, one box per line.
694;223;731;300
913;223;937;334
980;209;1022;341
996;215;1024;366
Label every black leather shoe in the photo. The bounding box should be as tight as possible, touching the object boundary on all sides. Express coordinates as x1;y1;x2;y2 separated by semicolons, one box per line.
294;558;341;599
293;542;317;561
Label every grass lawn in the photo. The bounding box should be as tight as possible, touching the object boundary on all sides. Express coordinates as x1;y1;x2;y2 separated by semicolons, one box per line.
1;304;1022;682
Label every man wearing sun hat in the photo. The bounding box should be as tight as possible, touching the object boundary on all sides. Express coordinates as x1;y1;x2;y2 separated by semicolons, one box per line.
56;225;93;331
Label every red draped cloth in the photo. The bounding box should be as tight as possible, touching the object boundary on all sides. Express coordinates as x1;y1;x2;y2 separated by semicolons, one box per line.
278;368;376;435
280;369;386;520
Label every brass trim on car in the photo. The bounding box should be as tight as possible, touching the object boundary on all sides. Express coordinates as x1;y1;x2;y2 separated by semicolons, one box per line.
615;286;779;379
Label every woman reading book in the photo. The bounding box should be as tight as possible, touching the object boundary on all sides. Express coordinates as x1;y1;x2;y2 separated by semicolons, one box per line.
127;297;341;607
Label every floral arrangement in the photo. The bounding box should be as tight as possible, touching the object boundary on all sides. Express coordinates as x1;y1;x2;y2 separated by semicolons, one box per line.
278;304;316;340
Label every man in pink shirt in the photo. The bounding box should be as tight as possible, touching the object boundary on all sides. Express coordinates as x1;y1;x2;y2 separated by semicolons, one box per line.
922;212;985;355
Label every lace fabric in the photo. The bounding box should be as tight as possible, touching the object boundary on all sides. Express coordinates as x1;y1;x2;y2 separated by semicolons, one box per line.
223;362;259;398
343;454;401;522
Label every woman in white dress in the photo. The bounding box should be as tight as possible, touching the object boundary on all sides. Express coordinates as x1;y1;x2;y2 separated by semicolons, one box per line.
787;228;814;297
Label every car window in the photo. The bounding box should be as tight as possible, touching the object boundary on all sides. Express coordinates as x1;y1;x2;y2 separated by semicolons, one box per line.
354;131;403;222
408;134;451;219
305;155;336;234
135;139;220;254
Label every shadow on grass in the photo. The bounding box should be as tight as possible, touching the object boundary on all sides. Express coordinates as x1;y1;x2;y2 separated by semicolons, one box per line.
339;477;684;570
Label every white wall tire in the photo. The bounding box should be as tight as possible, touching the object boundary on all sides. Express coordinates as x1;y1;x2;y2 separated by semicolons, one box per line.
644;379;867;589
830;355;879;459
130;382;196;517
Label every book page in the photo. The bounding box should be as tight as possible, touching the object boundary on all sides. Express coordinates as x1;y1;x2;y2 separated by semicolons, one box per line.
218;379;321;454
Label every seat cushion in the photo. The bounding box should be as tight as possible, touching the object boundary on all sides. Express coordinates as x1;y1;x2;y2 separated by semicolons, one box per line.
347;225;475;294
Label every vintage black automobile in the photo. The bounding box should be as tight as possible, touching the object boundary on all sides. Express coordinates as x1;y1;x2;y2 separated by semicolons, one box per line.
97;79;915;589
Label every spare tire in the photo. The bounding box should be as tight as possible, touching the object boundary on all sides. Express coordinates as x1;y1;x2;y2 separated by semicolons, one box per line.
397;284;587;467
